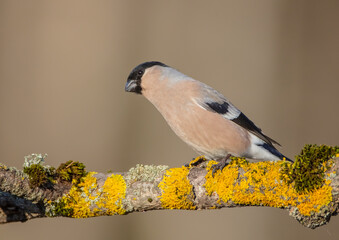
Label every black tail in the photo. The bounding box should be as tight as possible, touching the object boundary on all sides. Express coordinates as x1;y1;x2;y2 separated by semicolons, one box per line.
259;143;294;162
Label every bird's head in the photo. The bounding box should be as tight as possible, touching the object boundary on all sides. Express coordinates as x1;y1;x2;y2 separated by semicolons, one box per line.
125;61;168;95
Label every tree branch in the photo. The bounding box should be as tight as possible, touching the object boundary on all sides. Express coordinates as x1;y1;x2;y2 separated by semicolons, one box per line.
0;147;338;229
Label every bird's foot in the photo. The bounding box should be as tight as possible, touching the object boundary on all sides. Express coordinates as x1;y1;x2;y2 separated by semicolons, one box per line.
185;156;206;168
211;154;231;177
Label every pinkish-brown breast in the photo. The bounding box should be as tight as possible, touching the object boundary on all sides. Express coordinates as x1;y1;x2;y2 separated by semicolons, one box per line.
141;67;251;159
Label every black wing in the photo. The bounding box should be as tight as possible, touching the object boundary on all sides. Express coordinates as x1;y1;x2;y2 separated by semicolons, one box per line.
231;112;281;147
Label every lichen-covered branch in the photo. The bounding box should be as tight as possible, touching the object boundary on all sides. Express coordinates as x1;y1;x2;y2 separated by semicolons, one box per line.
0;145;338;229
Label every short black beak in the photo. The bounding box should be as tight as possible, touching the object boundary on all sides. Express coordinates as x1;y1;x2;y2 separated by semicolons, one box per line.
125;79;142;94
125;80;137;92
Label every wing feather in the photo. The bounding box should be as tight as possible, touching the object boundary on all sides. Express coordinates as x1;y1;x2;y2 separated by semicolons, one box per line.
194;83;280;147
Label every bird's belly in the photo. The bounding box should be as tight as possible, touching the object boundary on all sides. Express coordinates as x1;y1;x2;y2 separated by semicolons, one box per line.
161;104;251;159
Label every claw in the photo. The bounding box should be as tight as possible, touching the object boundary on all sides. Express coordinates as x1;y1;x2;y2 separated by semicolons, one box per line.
210;154;231;177
211;159;228;176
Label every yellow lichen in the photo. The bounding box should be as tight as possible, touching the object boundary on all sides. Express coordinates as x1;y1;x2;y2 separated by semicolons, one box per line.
187;156;206;167
60;172;99;218
204;160;239;204
96;174;126;215
56;172;126;218
158;166;196;210
205;160;333;216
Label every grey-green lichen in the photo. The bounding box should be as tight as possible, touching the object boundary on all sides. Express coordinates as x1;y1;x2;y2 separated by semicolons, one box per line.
125;164;169;187
122;164;169;212
289;204;335;229
23;153;49;168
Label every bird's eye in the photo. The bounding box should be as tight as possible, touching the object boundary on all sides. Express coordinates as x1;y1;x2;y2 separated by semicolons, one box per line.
137;70;144;76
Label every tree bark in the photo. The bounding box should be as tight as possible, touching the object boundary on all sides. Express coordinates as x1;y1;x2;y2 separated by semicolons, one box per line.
0;156;338;229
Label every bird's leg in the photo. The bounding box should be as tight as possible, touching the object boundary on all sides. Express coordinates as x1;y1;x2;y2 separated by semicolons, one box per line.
211;154;232;176
184;156;206;167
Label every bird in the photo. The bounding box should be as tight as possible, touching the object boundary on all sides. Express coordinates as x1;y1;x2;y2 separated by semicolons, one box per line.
125;61;293;173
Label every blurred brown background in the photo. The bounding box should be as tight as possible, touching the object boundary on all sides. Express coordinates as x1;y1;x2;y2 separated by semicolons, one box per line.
1;0;338;239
